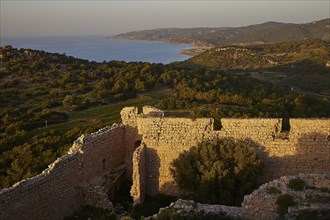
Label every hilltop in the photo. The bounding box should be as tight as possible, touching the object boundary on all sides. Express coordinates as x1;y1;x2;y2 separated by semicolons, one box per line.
111;19;330;47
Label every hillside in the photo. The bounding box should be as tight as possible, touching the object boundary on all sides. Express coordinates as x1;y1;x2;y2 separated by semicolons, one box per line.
1;43;330;189
111;19;330;47
183;39;330;97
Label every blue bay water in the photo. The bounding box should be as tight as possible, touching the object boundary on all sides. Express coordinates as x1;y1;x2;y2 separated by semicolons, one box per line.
0;35;192;64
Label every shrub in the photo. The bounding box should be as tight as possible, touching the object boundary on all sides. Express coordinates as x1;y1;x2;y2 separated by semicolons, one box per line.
170;138;263;205
287;178;305;191
276;194;295;216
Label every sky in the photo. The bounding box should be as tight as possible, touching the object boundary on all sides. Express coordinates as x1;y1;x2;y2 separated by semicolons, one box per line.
0;0;329;38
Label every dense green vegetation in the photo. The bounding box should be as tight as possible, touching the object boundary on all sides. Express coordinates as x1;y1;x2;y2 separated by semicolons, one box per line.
287;178;305;191
1;38;329;189
185;39;330;95
170;138;263;205
112;18;330;46
276;194;295;216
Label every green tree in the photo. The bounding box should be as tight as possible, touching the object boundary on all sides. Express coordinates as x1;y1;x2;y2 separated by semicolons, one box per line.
170;138;263;205
134;78;145;91
62;95;76;111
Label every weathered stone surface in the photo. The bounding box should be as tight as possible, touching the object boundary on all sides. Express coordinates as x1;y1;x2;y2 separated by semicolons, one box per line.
146;174;330;220
242;173;330;220
0;124;126;220
130;144;146;205
142;106;164;117
126;108;329;198
0;106;329;220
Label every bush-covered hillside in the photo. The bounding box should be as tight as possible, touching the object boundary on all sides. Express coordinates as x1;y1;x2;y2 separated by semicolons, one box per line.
184;39;330;95
1;42;329;188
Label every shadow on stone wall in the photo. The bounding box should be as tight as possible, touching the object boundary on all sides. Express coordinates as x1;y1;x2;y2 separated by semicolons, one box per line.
146;148;160;196
159;181;181;197
158;133;329;205
162;137;265;206
285;132;329;174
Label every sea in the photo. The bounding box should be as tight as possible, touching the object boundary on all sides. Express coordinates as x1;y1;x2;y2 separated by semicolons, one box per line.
0;35;193;64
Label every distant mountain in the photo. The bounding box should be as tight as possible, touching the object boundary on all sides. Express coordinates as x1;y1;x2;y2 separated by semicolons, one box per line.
111;19;330;47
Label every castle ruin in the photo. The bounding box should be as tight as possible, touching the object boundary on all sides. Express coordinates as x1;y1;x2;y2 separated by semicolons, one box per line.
0;106;329;220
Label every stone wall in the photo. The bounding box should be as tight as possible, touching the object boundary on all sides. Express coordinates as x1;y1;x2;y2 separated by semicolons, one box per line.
1;106;329;219
218;118;330;182
130;107;330;200
79;125;126;181
121;107;140;179
130;144;146;205
136;116;214;196
0;124;126;220
0;154;82;220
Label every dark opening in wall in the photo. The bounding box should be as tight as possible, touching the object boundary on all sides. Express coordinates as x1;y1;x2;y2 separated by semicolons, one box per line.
134;140;141;150
112;180;133;212
281;117;291;132
214;119;222;130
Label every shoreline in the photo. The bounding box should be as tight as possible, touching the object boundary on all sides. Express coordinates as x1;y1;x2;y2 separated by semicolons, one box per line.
109;36;213;57
179;47;212;56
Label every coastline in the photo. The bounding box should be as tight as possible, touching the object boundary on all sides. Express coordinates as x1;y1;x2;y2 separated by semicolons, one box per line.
3;36;194;64
109;36;213;57
179;47;212;56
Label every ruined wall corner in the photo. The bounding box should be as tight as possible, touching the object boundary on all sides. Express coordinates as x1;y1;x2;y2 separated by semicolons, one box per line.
131;143;146;205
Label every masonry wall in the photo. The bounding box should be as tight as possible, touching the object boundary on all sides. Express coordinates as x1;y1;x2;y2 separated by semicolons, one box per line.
136;116;214;196
0;124;126;220
130;144;146;205
79;125;126;180
133;111;330;197
121;106;164;180
1;106;329;219
218;118;330;182
121;107;140;180
0;154;82;220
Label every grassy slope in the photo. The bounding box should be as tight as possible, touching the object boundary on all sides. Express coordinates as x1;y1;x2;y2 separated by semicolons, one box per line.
32;97;158;134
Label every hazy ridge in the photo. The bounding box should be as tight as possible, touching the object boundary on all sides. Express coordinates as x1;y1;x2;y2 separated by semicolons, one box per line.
112;19;330;47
